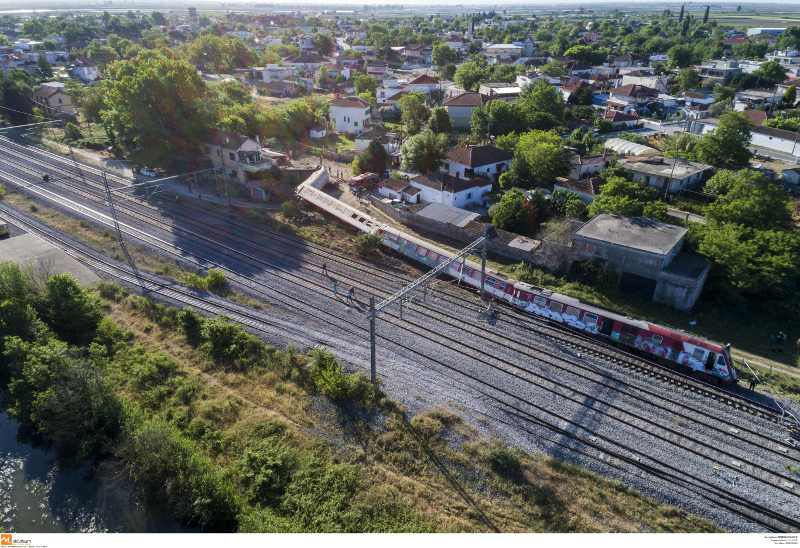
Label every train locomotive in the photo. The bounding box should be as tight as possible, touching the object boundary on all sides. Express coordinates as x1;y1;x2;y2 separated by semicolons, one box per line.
295;169;738;386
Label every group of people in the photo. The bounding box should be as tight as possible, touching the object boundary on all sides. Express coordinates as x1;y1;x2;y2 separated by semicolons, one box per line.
322;262;357;304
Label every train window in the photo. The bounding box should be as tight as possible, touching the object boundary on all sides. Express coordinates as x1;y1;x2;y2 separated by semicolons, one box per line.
428;252;439;261
652;334;663;344
485;276;497;286
534;296;547;306
406;243;417;253
471;270;481;279
418;247;428;256
497;282;506;292
549;302;563;313
566;306;580;317
717;356;725;366
583;312;598;324
388;233;398;241
397;238;407;246
692;348;705;359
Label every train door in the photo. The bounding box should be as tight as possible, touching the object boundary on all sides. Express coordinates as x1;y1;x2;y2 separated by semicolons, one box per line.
705;352;717;371
600;318;613;336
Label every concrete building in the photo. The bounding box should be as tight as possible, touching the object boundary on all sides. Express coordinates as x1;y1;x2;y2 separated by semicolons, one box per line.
408;172;493;207
354;127;399;154
695;60;743;84
405;74;440;94
765;50;800;67
604;84;660;113
70;57;100;82
747;27;786;36
573;213;711;310
444;144;513;182
782;167;800;185
442;92;491;129
329;96;371;135
624;156;711;194
620;74;669;93
485;43;524;57
690;118;800;157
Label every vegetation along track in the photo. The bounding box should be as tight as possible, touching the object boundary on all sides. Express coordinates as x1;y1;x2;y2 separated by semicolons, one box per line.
1;141;798;530
1;202;797;534
0;137;784;426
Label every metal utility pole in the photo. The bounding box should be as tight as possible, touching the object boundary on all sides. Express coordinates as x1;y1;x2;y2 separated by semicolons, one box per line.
0;47;8;81
368;232;488;384
480;224;488;301
102;171;144;289
216;142;233;208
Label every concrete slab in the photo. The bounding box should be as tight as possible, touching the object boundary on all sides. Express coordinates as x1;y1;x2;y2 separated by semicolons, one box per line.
0;233;99;287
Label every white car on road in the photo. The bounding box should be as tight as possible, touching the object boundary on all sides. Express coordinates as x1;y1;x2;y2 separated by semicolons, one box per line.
139;168;159;177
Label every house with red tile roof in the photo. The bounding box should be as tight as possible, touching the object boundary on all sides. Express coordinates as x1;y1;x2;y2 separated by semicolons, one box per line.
329;96;371;135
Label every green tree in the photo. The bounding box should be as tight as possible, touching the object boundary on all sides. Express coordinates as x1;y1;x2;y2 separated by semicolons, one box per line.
695;111;752;166
679;4;685;23
491;188;527;233
101;51;215;171
736;4;741;11
64;122;83;141
703;6;710;24
36;53;53;79
783;84;797;106
0;77;34;125
588;176;669;221
44;273;103;345
400;129;449;174
754;61;787;88
351;138;390;176
517;79;564;130
431;43;458;68
454;61;486;91
469;99;525;141
315;66;330;88
704;169;794;231
398;91;429;135
501;130;573;189
428;105;452;134
567;86;594;106
677;68;702;91
667;44;694;68
353;73;379;95
312;33;335;55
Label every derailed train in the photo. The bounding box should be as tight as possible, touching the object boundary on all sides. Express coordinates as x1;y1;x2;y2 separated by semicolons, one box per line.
297;170;738;385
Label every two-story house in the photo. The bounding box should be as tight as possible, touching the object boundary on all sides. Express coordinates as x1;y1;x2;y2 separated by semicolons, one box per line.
604;84;660;113
569;152;607;180
201;130;269;183
329;96;371;135
34;85;74;116
614;52;648;68
694;59;743;85
765;49;800;67
444;144;513;182
406;74;440;94
572;213;711;310
70;57;100;82
443;35;471;53
442;92;490;129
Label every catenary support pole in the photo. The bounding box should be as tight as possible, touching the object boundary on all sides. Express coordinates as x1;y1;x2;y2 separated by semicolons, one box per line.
480;224;488;301
370;295;376;384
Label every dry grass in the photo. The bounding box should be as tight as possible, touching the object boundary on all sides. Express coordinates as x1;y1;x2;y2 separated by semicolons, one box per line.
98;290;722;532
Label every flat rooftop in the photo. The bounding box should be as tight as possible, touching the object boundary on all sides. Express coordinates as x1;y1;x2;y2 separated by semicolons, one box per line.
625;157;711;179
414;202;480;227
663;252;710;279
575;213;688;256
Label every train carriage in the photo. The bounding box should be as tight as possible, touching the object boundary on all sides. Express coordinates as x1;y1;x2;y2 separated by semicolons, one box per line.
296;169;737;386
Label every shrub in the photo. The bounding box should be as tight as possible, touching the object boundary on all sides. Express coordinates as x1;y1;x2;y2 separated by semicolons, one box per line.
354;233;383;256
118;420;241;531
198;315;266;370
282;200;299;218
95;280;127;302
515;262;565;288
237;439;297;504
130;351;180;392
64;122;83;141
205;269;226;290
44;273;103;345
483;443;522;479
238;507;298;533
29;201;37;212
183;272;206;290
178;307;204;346
308;347;346;398
281;461;360;532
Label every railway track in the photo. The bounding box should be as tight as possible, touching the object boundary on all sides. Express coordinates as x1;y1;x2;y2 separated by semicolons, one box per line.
0;137;785;427
1;139;798;531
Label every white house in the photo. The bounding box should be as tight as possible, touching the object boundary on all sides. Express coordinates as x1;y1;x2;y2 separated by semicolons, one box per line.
782;167;800;185
405;74;440;94
310;126;327;138
14;38;42;51
444;35;471;53
409;172;493;207
329;96;371;135
444;144;513;182
765;49;800;67
70;57;100;82
485;44;524;57
379;177;414;201
604;84;660;112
